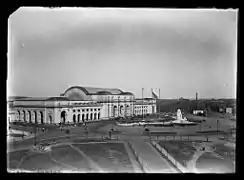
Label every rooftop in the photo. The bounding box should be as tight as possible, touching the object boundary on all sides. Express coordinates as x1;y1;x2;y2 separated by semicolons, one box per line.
15;97;69;101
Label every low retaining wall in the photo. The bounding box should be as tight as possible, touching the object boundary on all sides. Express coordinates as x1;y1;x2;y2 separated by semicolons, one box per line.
150;141;188;173
127;141;149;173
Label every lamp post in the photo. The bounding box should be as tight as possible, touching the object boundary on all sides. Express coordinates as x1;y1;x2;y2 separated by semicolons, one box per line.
217;120;219;132
199;122;202;132
34;124;37;146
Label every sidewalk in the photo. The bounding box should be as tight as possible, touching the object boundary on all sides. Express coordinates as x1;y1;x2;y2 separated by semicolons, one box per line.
130;139;177;173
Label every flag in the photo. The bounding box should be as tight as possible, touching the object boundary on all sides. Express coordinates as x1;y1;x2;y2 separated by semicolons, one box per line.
151;89;158;99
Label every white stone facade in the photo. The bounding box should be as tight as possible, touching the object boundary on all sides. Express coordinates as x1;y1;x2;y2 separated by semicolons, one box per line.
8;86;157;124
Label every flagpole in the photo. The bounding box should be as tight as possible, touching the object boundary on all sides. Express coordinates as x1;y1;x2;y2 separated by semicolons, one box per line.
159;88;161;118
108;96;109;120
142;88;144;120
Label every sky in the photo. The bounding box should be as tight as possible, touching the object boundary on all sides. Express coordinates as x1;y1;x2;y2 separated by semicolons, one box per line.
8;7;238;99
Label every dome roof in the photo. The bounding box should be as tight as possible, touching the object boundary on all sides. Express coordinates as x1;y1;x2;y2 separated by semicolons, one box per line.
64;86;124;95
62;86;134;101
96;91;113;95
120;92;134;96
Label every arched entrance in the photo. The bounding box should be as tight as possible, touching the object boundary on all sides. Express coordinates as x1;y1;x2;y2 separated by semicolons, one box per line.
78;114;80;123
98;113;100;120
28;111;31;123
61;111;66;124
34;111;37;123
113;106;117;117
49;115;52;124
120;105;124;116
23;111;26;122
17;110;20;121
126;105;130;116
82;114;85;122
40;111;44;124
86;114;89;121
94;113;96;120
90;113;93;121
73;114;76;123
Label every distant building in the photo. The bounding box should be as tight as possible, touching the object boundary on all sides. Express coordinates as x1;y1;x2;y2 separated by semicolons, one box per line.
219;107;224;113
226;107;233;114
193;110;204;115
7;86;157;124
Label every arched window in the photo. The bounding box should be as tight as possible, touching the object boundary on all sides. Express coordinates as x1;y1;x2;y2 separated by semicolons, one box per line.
73;114;76;123
49;115;52;124
113;106;117;117
82;114;85;122
34;111;37;123
28;111;31;123
17;110;20;121
120;105;124;115
94;113;97;120
61;111;66;124
90;113;93;120
86;114;89;121
40;111;44;124
78;114;80;123
98;113;100;119
23;111;26;122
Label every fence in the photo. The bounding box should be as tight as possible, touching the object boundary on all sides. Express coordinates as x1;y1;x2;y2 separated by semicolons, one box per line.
150;141;188;173
127;141;149;173
149;134;209;142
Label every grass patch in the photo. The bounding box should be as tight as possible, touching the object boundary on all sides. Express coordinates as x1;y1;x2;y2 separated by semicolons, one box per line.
71;139;105;143
196;152;234;173
214;144;235;161
157;140;196;167
73;142;134;172
9;134;25;138
19;152;65;172
8;160;19;169
8;149;30;163
51;145;94;171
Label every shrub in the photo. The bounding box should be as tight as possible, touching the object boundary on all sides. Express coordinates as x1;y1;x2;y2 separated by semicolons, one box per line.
144;128;150;132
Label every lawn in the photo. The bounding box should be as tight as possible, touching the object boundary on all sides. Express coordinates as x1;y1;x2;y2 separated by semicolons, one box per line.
9;125;34;133
157;140;235;173
157;140;196;167
9;134;25;138
19;152;66;172
8;149;66;172
8;149;30;163
73;142;134;172
196;152;235;173
214;143;235;161
50;145;94;172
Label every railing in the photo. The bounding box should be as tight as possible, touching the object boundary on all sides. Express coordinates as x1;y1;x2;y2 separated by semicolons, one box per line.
150;141;188;173
127;141;149;173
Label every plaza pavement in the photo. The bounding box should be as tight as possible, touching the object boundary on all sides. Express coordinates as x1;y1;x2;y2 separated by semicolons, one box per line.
8;117;235;173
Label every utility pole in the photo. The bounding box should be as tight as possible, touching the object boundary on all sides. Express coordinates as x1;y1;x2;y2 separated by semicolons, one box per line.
159;88;161;118
34;124;37;146
142;88;144;120
118;96;120;118
217;120;219;132
108;96;109;120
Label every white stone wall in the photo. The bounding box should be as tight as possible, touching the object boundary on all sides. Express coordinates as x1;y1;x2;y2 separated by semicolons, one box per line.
10;96;156;124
